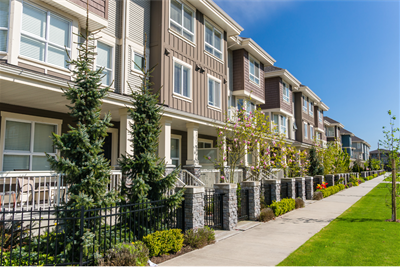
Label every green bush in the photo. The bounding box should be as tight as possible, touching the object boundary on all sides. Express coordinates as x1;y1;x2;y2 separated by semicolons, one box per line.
98;241;149;266
269;198;295;217
184;226;215;249
313;191;323;200
143;229;184;257
259;208;275;222
320;184;345;198
295;198;305;209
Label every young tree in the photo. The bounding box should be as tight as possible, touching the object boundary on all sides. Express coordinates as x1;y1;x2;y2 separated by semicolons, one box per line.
119;35;183;207
379;110;400;222
308;146;324;176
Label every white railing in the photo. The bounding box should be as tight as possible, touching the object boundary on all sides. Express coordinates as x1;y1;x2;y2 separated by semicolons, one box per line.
0;170;122;211
180;170;205;186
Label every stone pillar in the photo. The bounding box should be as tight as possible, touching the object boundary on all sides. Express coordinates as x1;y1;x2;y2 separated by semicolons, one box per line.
314;175;324;186
325;174;335;187
305;176;314;200
240;181;261;220
119;108;134;157
214;183;237;230
295;177;306;201
281;178;295;199
176;186;205;230
159;117;175;174
263;179;281;204
184;123;202;179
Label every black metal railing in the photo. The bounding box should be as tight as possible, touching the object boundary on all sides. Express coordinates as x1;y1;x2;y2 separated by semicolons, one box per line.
261;182;273;206
0;199;183;266
204;189;223;229
237;189;249;221
280;182;290;199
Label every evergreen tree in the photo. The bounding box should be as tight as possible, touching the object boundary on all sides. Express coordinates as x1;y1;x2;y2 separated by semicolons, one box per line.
46;17;117;210
119;35;183;207
308;146;324;176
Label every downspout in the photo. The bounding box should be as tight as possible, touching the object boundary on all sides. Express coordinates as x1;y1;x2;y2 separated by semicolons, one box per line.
120;0;128;95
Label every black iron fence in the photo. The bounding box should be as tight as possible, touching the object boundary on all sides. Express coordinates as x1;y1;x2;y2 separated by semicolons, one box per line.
204;189;223;229
0;199;183;266
280;182;290;199
260;182;272;206
237;189;249;221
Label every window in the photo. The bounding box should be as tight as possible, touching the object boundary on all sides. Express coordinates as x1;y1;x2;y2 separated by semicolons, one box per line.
20;3;71;68
246;101;255;116
280;115;287;135
198;141;212;148
171;137;180;167
304;122;308;138
170;0;195;42
133;52;144;71
208;76;221;108
96;42;113;86
273;114;279;133
318;110;323;122
310;125;314;139
249;55;260;85
309;101;313;116
327;127;335;137
205;21;222;60
317;132;321;141
173;59;191;98
302;96;307;112
283;82;290;103
3;120;57;171
237;98;244;111
0;0;9;52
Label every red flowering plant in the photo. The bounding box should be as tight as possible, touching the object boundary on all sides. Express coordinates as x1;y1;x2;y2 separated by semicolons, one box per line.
316;182;328;191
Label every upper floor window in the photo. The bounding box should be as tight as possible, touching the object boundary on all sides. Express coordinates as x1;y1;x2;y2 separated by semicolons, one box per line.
318;109;323;122
97;42;113;86
133;52;144;71
237;98;244;111
280;115;287;135
310;125;314;139
304;122;308;138
173;58;191;99
273;114;279;133
205;21;222;60
0;0;9;52
246;101;255;116
208;76;221;108
170;0;195;42
198;141;212;148
327;126;335;137
249;56;260;85
20;3;71;68
282;82;290;103
316;132;321;141
309;101;313;116
302;96;307;112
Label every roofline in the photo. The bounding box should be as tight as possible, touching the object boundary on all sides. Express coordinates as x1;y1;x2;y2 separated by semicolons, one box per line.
320;102;329;111
299;85;321;102
264;69;301;88
241;38;276;65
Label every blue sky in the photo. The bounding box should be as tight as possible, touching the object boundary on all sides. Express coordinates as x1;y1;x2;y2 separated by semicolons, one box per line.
215;0;400;150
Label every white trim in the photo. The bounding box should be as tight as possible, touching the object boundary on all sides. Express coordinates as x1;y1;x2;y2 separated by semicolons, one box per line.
198;138;213;148
172;56;193;100
262;108;294;118
171;134;182;167
207;73;222;109
106;128;119;167
248;54;260;86
304;122;308;139
204;18;223;62
173;93;192;103
0;0;10;52
310;125;314;139
282;81;290;103
168;0;196;45
263;69;301;88
168;28;196;47
0;112;62;171
95;41;114;87
232;90;265;105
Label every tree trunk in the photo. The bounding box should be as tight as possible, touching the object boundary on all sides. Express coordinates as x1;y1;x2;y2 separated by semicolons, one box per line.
392;159;397;221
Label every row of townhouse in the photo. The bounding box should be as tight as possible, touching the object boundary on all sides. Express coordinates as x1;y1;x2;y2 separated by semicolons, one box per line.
0;0;364;177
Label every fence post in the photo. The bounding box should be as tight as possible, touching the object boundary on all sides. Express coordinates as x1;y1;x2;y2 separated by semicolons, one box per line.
214;183;237;230
325;174;335;187
294;177;306;201
79;206;84;266
305;176;313;200
175;186;205;231
240;181;260;220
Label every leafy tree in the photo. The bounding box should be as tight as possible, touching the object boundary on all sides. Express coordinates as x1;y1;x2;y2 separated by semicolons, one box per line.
308;146;324;176
119;35;183;207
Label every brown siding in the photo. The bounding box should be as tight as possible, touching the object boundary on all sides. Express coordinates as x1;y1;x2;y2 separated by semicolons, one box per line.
232;49;244;92
294;93;303;142
69;0;108;19
260;77;280;110
150;1;227;122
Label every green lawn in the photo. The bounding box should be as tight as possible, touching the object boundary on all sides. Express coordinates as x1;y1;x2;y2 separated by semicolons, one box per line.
278;183;400;266
383;173;400;182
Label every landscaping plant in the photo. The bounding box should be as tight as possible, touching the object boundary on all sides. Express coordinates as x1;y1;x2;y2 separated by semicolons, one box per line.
295;198;305;209
259;208;275;222
183;227;215;249
269;198;295;216
142;229;184;257
308;145;324;176
98;241;149;266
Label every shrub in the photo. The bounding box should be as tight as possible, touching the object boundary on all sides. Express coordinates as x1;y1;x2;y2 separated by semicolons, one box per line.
348;183;353;188
184;226;215;249
359;178;365;183
313;191;323;200
320;184;345;198
143;229;184;257
295;198;305;209
352;181;359;186
99;241;149;266
259;208;275;222
269;198;295;217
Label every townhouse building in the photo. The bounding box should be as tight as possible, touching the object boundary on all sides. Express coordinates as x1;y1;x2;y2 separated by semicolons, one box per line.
351;135;370;163
340;128;355;159
324;116;344;144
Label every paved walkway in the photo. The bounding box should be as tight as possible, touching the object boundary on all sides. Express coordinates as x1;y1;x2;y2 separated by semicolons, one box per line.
161;174;387;266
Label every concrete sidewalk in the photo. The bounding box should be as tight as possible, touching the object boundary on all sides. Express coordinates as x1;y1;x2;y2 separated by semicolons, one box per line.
161;175;386;266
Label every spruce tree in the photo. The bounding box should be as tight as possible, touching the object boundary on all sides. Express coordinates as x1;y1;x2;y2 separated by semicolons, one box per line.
46;16;117;211
308;146;324;176
119;35;183;208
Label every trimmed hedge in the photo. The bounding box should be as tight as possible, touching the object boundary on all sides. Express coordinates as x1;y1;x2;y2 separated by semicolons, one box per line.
319;184;345;198
269;198;295;217
143;229;184;257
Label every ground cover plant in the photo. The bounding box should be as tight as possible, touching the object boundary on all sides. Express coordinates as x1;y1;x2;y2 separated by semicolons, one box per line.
278;183;400;266
269;198;295;216
318;184;345;198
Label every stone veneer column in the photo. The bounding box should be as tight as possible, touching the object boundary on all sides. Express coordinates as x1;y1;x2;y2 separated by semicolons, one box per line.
262;179;281;204
305;176;314;200
313;175;325;187
294;177;306;201
325;174;335;187
281;178;295;199
214;183;237;230
240;181;261;220
176;186;205;230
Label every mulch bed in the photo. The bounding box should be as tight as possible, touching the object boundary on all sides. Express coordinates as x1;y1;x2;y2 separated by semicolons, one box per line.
149;245;195;264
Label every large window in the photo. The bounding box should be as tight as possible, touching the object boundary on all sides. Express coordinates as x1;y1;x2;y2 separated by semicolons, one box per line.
249;55;260;85
133;52;144;71
318;109;323;122
273;114;279;133
173;59;191;99
208;76;221;108
205;21;222;60
170;0;195;42
309;101;314;116
0;0;9;52
302;96;307;112
327;126;335;137
283;82;290;103
3;120;57;171
246;101;255;116
20;3;71;68
310;125;314;139
171;137;180;167
96;42;113;86
280;115;287;135
304;122;308;138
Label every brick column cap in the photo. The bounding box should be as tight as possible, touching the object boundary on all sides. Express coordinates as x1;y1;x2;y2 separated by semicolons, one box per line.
241;181;261;187
294;177;305;181
281;178;295;182
176;186;205;194
214;183;237;190
263;179;281;184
